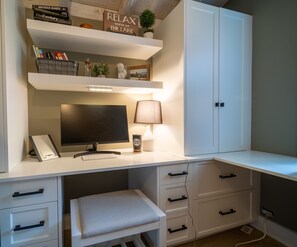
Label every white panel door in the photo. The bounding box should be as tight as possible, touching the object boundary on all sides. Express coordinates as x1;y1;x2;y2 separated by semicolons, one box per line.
218;8;252;152
185;1;219;155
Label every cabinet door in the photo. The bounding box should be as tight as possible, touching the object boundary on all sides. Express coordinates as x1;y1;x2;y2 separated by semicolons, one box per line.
219;9;252;152
185;1;219;155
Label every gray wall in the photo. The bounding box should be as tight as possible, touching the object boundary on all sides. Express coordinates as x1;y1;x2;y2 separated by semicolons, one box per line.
224;0;297;232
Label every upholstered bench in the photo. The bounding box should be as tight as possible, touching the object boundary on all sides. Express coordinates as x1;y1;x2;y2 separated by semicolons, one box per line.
71;189;166;247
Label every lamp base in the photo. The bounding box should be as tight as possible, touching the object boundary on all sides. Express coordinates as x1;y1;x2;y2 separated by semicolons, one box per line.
142;139;154;152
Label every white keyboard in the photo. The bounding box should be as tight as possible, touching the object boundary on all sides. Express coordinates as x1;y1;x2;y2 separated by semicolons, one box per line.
81;153;118;161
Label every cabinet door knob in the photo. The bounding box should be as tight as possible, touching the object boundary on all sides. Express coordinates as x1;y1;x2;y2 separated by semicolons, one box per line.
215;102;219;107
220;102;225;107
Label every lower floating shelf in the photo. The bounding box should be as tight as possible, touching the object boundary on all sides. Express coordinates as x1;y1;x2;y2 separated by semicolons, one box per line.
28;73;163;94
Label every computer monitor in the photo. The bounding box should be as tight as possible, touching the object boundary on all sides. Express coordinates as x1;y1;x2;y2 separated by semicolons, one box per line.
60;104;129;157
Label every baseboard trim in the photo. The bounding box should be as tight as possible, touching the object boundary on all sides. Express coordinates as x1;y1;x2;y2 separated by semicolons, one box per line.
251;216;297;247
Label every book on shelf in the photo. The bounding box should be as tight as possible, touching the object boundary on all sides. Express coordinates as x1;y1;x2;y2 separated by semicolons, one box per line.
34;12;72;25
32;4;68;12
33;7;69;20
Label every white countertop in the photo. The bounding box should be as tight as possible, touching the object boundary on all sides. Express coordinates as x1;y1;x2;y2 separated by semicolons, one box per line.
1;150;297;183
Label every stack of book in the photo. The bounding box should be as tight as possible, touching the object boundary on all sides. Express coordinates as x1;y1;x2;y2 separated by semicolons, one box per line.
32;5;71;25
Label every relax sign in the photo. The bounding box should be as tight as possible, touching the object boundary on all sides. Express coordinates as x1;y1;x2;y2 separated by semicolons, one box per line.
103;11;139;36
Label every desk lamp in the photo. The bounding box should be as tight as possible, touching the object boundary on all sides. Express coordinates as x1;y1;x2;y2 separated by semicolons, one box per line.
134;100;163;151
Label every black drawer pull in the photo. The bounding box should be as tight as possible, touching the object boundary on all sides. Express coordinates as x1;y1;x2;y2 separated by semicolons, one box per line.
219;173;236;179
168;171;188;177
220;102;225;107
14;220;45;231
215;102;219;107
168;224;188;233
12;188;44;197
219;209;236;216
168;195;188;202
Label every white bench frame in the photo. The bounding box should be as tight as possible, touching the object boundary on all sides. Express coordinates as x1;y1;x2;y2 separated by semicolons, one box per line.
71;189;166;247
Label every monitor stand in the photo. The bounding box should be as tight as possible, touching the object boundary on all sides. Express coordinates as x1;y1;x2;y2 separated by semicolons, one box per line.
73;143;121;158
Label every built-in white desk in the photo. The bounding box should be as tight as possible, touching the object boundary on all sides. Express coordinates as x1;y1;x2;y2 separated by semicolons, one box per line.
1;150;297;182
1;150;297;247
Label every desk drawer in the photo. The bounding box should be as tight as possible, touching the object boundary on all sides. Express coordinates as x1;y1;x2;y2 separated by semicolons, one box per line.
194;161;251;199
160;182;192;214
0;202;58;247
167;212;193;246
24;239;58;247
195;190;252;236
0;178;57;209
159;163;193;185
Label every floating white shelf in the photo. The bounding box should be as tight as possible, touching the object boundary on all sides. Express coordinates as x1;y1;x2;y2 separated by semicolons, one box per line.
27;19;163;60
28;73;163;94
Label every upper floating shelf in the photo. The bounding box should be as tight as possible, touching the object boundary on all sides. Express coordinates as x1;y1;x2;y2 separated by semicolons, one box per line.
26;19;163;60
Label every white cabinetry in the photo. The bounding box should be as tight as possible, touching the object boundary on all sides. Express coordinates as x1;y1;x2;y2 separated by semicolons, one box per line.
193;161;259;237
0;178;59;247
153;0;252;155
129;162;194;246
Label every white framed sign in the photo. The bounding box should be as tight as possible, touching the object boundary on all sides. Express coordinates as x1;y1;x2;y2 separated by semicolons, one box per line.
29;135;60;162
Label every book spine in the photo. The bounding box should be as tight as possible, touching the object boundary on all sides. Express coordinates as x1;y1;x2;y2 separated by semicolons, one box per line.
33;8;69;20
34;13;72;25
32;5;68;12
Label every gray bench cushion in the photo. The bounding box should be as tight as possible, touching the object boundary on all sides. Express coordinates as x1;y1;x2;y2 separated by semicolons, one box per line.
77;190;160;239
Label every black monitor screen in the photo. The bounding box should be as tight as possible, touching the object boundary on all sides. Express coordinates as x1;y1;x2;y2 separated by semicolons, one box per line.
60;104;129;146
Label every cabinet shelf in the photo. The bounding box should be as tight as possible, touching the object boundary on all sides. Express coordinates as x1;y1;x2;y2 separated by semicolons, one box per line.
28;73;163;94
27;19;163;60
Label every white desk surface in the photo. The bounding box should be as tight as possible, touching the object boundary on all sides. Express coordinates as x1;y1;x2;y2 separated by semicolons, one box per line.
1;150;297;183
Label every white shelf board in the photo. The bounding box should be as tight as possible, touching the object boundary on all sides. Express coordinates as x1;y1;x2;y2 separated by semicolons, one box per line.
28;73;163;94
27;19;163;60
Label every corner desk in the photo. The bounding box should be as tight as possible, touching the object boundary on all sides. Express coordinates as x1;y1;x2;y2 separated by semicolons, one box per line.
0;150;296;247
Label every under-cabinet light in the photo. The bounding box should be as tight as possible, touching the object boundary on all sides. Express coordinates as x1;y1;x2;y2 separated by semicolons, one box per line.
88;86;113;92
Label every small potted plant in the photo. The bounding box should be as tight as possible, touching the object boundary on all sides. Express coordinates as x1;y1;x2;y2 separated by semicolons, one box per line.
92;63;109;77
139;9;156;39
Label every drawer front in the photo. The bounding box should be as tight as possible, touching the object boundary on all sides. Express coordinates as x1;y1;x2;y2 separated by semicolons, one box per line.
24;240;58;247
160;182;192;214
0;178;57;209
0;202;58;247
159;163;193;185
195;190;252;236
194;161;251;198
167;212;194;246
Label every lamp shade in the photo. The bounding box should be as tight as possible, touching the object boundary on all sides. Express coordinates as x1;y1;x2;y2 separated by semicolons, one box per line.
134;100;163;124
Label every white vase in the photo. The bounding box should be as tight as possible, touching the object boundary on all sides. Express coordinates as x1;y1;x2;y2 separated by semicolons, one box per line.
143;32;154;39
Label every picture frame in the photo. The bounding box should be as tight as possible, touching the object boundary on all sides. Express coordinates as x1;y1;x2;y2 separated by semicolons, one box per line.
128;65;150;81
29;135;60;162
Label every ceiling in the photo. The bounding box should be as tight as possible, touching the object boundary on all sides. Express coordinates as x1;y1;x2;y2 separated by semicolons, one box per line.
70;0;230;20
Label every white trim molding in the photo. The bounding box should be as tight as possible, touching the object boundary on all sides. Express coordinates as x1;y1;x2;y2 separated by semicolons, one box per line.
252;216;297;247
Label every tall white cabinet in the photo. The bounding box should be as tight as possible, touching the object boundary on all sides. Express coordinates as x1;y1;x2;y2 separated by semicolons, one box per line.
153;0;252;156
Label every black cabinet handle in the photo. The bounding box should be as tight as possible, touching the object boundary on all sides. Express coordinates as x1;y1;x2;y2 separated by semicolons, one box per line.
12;188;44;198
220;102;225;107
168;224;188;233
14;220;45;231
219;173;236;179
215;102;219;107
168;195;188;202
168;171;188;177
219;209;236;216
